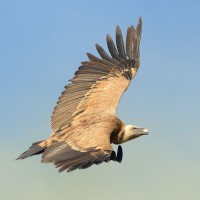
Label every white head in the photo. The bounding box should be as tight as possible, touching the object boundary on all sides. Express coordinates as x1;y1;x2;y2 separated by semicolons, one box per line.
120;125;148;143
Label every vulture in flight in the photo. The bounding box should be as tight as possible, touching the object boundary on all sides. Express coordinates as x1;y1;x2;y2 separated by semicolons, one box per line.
17;17;148;172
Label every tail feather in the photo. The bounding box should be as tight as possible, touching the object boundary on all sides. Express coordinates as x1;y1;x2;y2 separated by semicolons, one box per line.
16;140;46;160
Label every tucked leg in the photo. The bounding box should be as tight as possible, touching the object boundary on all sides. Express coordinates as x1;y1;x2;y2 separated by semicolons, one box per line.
116;145;123;163
110;145;123;163
110;150;117;161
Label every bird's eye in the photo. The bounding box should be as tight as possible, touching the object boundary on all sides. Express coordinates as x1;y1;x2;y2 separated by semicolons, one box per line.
132;126;139;130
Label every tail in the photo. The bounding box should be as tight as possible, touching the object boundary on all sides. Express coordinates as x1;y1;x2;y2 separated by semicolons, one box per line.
16;140;46;160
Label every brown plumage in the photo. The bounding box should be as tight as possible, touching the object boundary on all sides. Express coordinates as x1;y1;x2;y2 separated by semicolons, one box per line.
17;17;148;173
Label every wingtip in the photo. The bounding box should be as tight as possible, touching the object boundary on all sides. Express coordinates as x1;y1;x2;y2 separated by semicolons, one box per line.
86;52;92;59
95;43;100;49
116;25;122;34
138;17;142;26
106;34;111;40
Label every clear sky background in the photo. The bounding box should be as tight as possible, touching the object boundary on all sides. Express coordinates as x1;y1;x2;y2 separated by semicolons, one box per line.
0;0;200;200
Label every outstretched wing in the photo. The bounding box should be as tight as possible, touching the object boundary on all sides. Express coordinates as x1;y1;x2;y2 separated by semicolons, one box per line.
51;18;142;132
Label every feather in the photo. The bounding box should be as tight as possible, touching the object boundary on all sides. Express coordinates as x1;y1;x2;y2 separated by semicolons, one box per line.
116;25;126;60
95;43;113;63
126;27;133;60
106;34;120;61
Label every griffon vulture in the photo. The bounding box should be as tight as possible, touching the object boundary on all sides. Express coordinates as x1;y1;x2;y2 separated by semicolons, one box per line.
17;17;148;172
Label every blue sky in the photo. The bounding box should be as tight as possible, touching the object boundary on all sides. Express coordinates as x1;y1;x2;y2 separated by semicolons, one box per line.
0;1;200;200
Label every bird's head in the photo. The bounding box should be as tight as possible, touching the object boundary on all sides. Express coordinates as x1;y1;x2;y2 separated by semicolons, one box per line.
120;125;148;143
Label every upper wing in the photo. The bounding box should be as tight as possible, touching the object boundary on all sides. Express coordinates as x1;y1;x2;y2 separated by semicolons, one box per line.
51;18;142;132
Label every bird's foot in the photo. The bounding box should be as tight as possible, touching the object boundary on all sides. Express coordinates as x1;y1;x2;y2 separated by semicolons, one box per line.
110;145;123;163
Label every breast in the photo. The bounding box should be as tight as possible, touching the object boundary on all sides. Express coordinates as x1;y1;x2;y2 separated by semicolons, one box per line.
110;117;125;144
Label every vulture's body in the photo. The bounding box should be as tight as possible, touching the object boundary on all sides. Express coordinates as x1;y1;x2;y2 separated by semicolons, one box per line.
17;18;148;172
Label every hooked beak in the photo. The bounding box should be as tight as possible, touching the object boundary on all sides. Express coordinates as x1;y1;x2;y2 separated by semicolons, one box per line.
141;128;149;135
